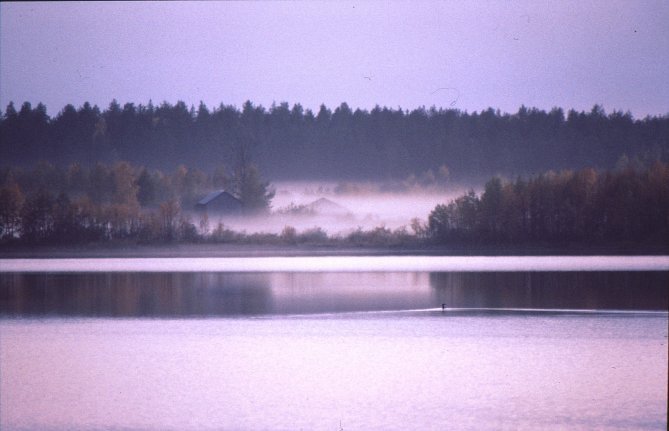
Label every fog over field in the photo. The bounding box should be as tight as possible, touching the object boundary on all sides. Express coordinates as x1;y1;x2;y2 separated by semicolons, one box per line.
195;181;470;235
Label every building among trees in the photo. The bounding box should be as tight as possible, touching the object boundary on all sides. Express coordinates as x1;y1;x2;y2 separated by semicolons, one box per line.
194;190;242;216
307;198;350;216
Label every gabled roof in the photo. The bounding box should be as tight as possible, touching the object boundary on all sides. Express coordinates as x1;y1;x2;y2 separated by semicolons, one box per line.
197;190;239;205
307;197;349;214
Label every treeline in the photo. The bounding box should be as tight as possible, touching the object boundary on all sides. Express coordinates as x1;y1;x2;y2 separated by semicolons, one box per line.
428;161;669;247
2;161;667;250
0;161;273;244
0;160;420;246
1;100;668;180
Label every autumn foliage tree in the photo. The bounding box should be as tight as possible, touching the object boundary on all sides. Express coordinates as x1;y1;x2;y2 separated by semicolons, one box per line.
428;162;669;247
0;178;24;239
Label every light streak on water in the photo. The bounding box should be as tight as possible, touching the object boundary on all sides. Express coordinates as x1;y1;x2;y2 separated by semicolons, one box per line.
1;255;668;272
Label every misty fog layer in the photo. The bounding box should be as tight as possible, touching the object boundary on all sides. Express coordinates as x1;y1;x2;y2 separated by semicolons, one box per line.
196;181;468;235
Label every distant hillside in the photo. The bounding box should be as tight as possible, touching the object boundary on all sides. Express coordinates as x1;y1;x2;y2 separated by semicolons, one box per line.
1;100;667;180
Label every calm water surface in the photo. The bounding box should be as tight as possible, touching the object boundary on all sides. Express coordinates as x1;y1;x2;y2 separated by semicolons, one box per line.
1;256;667;430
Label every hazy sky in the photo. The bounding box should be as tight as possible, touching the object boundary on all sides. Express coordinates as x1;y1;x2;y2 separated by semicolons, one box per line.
1;1;668;118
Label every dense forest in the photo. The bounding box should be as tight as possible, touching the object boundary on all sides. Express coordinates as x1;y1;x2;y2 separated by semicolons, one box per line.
1;100;668;181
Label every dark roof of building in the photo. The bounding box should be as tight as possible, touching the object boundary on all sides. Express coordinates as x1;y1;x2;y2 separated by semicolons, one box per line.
197;190;240;206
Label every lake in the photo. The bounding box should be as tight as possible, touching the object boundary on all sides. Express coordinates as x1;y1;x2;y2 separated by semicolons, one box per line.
1;256;668;430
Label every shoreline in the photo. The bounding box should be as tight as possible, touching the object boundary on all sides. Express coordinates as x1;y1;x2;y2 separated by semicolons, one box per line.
1;242;667;259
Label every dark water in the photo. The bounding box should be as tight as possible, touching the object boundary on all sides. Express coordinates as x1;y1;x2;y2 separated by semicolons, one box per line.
1;271;667;317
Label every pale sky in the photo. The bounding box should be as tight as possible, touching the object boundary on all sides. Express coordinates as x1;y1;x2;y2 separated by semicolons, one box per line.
1;1;668;118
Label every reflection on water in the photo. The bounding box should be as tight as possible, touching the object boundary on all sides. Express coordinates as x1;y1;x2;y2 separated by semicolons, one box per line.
1;271;667;317
0;273;273;317
430;272;669;311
